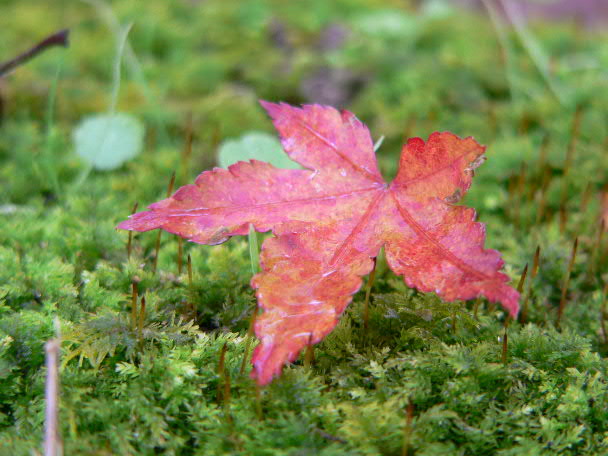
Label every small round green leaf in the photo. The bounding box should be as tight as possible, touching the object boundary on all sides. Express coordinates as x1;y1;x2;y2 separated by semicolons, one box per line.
73;113;144;170
217;132;300;169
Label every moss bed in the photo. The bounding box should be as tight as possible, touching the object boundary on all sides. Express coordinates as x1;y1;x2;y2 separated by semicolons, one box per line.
1;1;607;454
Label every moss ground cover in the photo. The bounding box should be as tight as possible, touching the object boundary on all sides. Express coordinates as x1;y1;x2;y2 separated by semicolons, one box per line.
1;1;607;454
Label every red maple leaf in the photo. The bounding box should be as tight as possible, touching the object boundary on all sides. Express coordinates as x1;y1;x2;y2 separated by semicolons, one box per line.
118;102;519;385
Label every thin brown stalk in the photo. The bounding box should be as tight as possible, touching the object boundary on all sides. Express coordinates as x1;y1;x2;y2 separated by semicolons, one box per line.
531;246;541;279
401;399;415;456
517;263;529;294
217;343;228;403
557;237;578;327
130;281;138;331
223;371;232;423
516;263;529;324
473;296;481;320
537;133;550;176
152;173;176;273
187;254;196;319
138;296;146;344
217;343;234;426
239;305;259;375
521;247;540;325
520;293;530;326
487;301;496;314
166;171;176;197
177;238;183;276
558;203;567;234
580;183;593;213
587;220;605;281
304;334;315;369
517;161;527;198
126;202;138;259
501;317;510;365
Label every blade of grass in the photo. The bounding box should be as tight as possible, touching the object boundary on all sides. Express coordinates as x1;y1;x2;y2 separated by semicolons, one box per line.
41;55;64;198
239;224;261;375
500;0;568;105
108;23;133;116
72;22;133;190
557;237;578;327
248;223;260;275
480;0;519;102
81;0;169;144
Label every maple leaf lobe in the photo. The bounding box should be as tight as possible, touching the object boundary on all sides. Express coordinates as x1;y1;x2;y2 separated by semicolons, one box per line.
394;132;486;202
260;100;384;185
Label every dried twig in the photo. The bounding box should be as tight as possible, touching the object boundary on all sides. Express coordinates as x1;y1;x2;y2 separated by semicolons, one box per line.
0;29;69;77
